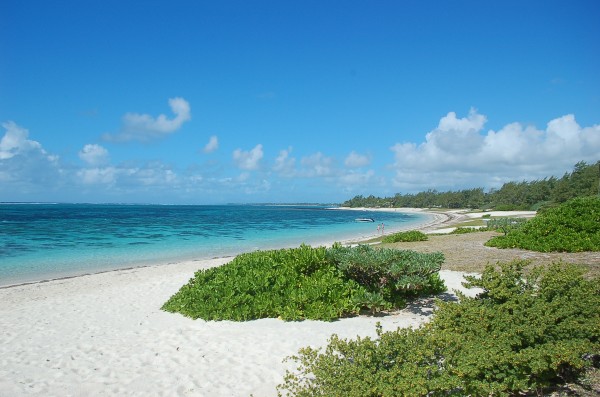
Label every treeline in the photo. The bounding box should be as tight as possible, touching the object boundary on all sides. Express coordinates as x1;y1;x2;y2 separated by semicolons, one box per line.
342;161;600;210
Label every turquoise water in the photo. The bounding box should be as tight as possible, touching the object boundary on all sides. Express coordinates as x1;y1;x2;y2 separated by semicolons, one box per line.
0;204;430;286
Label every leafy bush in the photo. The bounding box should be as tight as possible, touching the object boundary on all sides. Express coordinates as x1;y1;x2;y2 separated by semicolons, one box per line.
162;245;361;321
162;244;446;321
485;217;527;235
327;244;445;312
494;203;530;211
382;230;428;243
449;226;482;234
278;262;600;396
486;196;600;252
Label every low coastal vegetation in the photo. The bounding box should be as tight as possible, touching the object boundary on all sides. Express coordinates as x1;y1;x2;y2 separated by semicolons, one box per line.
162;244;446;321
278;262;600;397
442;217;527;235
485;217;527;235
274;197;600;395
486;196;600;252
343;161;599;211
448;226;481;234
381;230;428;243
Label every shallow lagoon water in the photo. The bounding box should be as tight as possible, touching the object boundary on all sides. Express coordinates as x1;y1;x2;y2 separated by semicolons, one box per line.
0;204;429;286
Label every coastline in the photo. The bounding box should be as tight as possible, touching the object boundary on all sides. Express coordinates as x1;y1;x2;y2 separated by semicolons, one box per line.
0;207;534;289
333;206;465;236
1;207;441;289
0;208;477;396
1;208;543;396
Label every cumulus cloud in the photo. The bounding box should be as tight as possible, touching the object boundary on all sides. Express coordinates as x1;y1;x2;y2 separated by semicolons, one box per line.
0;121;55;161
233;144;263;170
390;109;600;191
0;121;61;188
273;147;296;176
300;152;335;177
103;97;191;142
77;167;117;185
339;169;375;185
79;144;109;166
203;135;219;153
76;161;179;188
344;151;371;168
127;163;178;186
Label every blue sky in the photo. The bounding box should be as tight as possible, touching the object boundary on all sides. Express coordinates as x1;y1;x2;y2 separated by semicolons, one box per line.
1;0;599;204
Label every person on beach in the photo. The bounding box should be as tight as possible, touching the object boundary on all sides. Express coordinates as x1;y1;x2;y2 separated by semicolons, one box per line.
381;223;385;234
377;224;380;233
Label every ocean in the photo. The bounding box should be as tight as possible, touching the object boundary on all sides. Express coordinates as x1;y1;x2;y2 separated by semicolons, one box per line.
0;204;431;286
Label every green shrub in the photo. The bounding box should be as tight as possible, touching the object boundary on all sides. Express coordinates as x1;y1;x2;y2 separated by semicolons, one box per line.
382;230;428;243
449;226;482;234
494;203;530;211
162;245;362;321
162;244;446;321
278;262;600;396
486;196;600;252
485;217;527;235
327;244;446;311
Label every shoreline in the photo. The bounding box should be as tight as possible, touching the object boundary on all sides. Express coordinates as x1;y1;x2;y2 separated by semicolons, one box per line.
1;208;443;289
0;208;538;396
0;208;535;289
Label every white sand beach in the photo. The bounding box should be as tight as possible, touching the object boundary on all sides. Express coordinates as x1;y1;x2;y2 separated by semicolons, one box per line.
0;209;511;396
0;259;480;396
336;206;536;235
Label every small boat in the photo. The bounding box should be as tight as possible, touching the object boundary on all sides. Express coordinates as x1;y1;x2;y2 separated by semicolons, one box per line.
355;217;375;222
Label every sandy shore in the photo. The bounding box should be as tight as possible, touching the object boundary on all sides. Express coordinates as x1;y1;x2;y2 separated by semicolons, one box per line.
1;208;521;396
0;261;481;396
331;206;451;240
336;207;536;236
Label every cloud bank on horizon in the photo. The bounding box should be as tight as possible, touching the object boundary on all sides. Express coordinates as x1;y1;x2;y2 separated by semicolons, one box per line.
390;109;600;191
1;101;598;203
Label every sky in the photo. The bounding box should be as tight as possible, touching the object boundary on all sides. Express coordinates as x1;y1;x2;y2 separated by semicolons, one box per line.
1;0;599;204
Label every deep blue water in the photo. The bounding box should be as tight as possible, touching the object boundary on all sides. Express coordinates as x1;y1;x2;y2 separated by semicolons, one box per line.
0;204;430;286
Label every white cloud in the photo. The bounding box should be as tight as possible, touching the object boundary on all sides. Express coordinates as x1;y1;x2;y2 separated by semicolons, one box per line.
1;121;48;160
4;109;598;203
233;144;263;170
79;144;110;166
339;169;375;185
237;172;251;182
203;135;219;153
77;167;117;185
76;161;179;188
103;97;191;142
390;109;600;191
273;147;296;176
119;162;179;187
244;179;271;195
0;121;62;188
300;152;335;177
344;151;370;168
